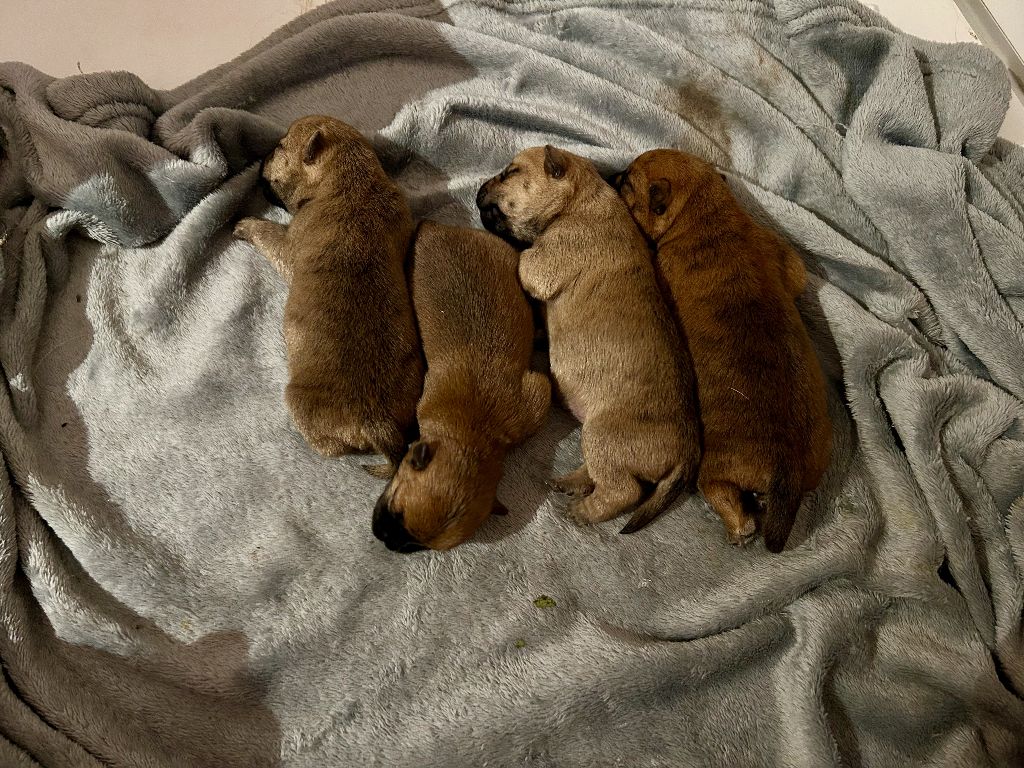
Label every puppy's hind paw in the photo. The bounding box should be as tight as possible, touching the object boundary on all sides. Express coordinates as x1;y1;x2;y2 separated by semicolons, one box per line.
549;470;595;498
566;496;601;527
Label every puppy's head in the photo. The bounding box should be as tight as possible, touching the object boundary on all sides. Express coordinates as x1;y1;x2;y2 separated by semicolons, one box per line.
612;149;711;243
260;115;375;213
372;438;502;553
476;145;593;244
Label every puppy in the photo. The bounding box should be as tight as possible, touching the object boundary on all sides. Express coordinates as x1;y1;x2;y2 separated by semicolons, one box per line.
477;146;700;531
372;221;550;552
234;115;422;476
613;149;832;552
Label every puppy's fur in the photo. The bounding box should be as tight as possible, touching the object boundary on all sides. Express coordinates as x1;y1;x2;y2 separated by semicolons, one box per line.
234;115;422;476
372;222;550;552
477;146;700;531
614;149;831;552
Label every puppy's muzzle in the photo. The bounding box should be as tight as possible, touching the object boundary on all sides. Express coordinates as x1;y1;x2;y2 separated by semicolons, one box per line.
258;151;286;209
372;495;426;554
478;202;509;236
475;181;505;231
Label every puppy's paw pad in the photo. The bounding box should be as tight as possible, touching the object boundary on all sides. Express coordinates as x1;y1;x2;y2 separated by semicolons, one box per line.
726;518;757;547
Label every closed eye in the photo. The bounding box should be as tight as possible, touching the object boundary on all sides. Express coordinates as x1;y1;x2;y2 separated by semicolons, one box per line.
499;165;520;181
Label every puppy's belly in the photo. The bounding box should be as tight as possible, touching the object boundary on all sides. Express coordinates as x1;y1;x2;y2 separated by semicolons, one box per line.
547;358;587;422
561;389;587;423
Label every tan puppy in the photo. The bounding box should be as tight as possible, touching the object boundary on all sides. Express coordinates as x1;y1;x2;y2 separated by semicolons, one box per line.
476;146;700;531
234;115;422;476
613;149;832;552
372;221;550;552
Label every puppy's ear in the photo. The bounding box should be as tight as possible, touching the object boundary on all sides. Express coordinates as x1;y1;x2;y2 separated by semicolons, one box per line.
409;440;435;471
649;178;671;216
543;145;567;179
303;130;324;165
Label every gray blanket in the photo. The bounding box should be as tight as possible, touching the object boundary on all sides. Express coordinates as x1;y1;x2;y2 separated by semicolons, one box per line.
1;0;1023;765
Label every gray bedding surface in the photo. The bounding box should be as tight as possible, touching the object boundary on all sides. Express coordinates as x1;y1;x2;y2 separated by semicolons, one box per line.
1;0;1022;765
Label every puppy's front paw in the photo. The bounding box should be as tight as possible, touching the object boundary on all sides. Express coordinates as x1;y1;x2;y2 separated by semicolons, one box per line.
233;217;262;242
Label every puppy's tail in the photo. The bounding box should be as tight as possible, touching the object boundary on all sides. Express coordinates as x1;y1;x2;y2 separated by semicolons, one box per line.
761;472;803;554
619;462;690;534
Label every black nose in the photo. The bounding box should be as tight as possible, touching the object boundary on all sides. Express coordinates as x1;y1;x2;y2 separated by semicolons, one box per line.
478;202;507;235
372;495;426;554
479;202;497;222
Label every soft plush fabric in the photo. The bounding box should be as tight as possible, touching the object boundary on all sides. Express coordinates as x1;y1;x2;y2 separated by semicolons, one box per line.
1;0;1022;765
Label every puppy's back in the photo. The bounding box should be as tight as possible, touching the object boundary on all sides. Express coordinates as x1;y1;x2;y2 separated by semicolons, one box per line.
285;153;422;461
412;221;532;368
656;161;830;490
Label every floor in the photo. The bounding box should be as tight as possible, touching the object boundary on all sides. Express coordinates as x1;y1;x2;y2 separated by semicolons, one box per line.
2;0;1022;143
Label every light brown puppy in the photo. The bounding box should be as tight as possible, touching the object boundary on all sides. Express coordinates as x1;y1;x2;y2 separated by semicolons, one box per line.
476;146;700;531
613;149;832;552
234;115;422;476
372;221;550;552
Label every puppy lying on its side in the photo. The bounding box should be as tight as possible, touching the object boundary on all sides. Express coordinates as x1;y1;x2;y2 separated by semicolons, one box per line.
613;149;832;552
372;222;550;552
234;115;422;477
477;146;700;532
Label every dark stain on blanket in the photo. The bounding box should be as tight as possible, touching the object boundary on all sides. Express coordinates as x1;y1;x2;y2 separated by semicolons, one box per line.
676;80;731;157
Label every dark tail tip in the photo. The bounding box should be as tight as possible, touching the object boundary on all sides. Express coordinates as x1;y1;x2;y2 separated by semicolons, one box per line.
762;474;802;553
618;462;691;534
619;515;648;535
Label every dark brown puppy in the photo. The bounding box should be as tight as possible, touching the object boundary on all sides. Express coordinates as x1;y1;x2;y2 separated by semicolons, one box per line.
614;149;831;552
373;221;550;552
234;115;422;476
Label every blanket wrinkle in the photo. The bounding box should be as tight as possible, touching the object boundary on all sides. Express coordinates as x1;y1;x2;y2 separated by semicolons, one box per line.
0;0;1023;765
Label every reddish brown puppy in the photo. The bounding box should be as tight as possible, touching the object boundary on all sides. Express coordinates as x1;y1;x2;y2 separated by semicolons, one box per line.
614;149;831;552
372;222;550;552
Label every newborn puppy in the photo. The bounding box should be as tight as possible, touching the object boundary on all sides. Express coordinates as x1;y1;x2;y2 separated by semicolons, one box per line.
477;146;700;531
373;222;550;552
613;149;832;552
234;115;422;476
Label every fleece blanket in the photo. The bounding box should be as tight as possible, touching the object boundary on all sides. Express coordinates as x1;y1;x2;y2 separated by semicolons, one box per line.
1;0;1023;765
